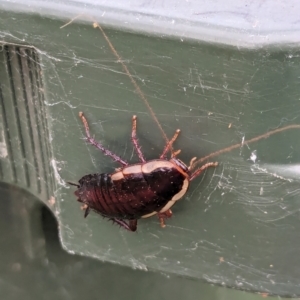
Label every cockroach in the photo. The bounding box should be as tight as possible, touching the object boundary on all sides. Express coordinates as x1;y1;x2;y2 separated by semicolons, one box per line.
68;112;218;232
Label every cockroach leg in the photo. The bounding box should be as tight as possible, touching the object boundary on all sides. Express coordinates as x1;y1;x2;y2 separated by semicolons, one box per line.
79;112;128;166
171;149;181;158
80;203;88;209
188;157;197;171
129;219;138;232
84;206;90;218
110;218;137;232
159;209;173;218
67;181;80;188
190;162;218;181
158;209;173;228
160;129;181;159
131;115;146;163
109;218;130;230
159;217;166;228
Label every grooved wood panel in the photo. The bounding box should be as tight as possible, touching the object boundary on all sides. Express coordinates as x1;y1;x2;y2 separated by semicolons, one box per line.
0;45;53;201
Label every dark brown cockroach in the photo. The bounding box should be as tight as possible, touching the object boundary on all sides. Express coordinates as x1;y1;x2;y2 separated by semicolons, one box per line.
68;112;218;232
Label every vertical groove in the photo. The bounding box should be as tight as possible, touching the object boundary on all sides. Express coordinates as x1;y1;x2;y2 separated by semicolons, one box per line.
0;85;15;181
0;86;4;180
17;47;41;193
0;144;2;179
25;48;49;198
32;50;54;196
5;46;31;187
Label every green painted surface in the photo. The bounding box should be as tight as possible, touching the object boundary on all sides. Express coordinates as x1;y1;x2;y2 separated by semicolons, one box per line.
0;11;300;297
